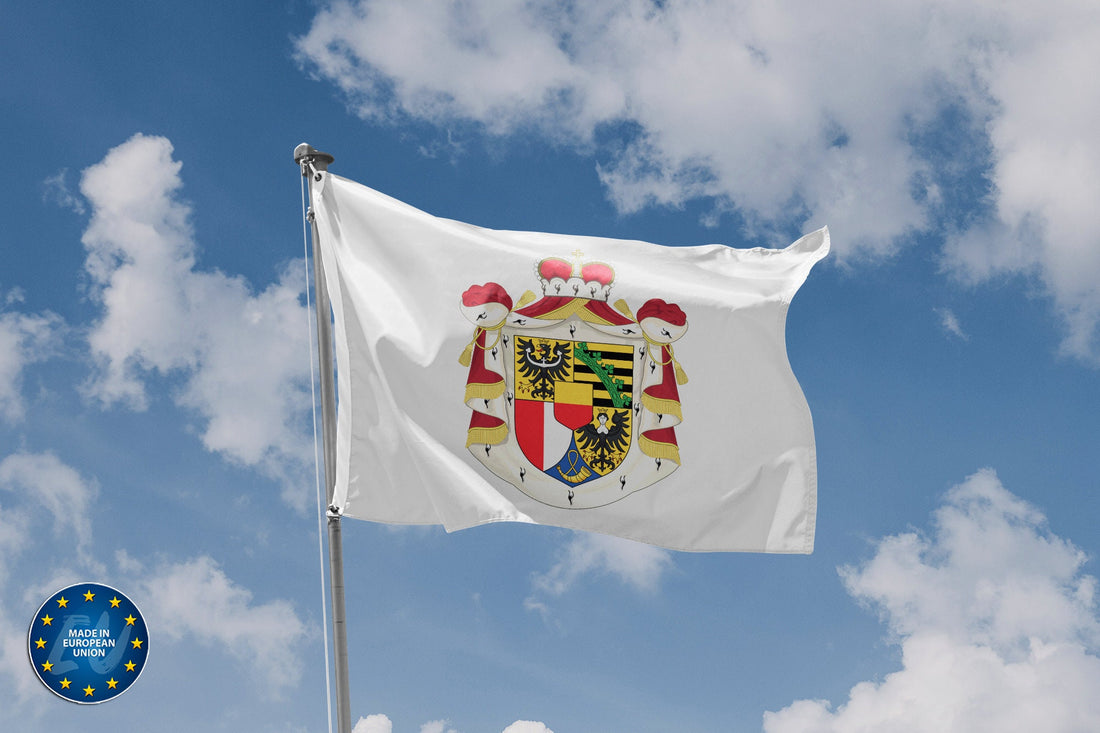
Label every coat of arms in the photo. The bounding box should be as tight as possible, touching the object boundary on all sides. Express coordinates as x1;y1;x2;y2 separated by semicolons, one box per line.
460;254;688;509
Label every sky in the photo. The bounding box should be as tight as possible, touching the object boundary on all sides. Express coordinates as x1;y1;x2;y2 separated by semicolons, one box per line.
2;1;1099;731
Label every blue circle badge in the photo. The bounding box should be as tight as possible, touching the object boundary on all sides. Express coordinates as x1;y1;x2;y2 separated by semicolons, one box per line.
28;582;149;704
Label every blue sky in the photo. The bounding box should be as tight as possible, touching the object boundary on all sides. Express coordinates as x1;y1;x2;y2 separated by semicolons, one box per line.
3;2;1100;732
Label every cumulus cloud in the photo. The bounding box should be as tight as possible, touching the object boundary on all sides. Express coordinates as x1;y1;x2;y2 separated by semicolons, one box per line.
0;307;62;422
763;469;1100;732
79;134;314;503
942;5;1100;363
526;532;672;621
352;715;393;733
293;0;952;243
139;555;312;695
296;0;1100;362
501;723;554;733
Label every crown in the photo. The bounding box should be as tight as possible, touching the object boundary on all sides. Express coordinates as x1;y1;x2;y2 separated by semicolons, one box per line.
536;254;615;301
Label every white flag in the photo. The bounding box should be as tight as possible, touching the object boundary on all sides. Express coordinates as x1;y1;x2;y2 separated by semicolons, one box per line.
312;172;828;552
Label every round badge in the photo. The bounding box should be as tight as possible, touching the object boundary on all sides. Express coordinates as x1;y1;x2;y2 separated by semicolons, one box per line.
27;582;149;704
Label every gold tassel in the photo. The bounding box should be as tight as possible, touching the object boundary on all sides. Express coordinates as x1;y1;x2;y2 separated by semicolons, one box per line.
516;290;536;309
458;341;473;367
674;361;688;385
614;299;634;320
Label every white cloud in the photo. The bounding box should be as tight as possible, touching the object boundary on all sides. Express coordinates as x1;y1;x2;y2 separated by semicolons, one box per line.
763;469;1100;733
79;133;314;503
353;714;394;733
352;715;551;733
501;722;554;733
843;469;1098;651
526;532;672;620
42;168;86;214
139;555;311;695
293;0;942;248
943;4;1100;363
0;308;62;423
297;0;1100;363
0;451;98;555
935;307;969;341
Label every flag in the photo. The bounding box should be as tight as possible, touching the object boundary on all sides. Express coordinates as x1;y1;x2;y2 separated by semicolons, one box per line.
311;171;829;552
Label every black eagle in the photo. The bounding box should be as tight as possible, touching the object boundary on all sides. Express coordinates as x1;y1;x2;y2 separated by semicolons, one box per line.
576;410;630;473
516;338;571;400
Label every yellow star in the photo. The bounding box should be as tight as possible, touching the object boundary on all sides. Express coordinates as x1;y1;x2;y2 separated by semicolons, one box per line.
42;661;54;672
83;685;95;697
59;678;71;689
109;597;121;608
124;660;136;672
41;614;53;626
131;637;143;649
34;638;47;649
83;590;95;602
106;678;118;689
124;614;137;626
56;596;69;608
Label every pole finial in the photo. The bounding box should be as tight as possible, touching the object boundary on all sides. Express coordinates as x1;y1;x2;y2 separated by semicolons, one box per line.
294;143;335;171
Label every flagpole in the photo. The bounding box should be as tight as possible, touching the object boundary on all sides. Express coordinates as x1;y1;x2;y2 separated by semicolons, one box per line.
295;143;352;733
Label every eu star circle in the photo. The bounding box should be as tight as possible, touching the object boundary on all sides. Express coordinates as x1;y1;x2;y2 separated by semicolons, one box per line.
28;582;149;704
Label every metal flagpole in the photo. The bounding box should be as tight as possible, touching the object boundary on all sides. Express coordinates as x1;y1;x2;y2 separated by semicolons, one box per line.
295;143;352;733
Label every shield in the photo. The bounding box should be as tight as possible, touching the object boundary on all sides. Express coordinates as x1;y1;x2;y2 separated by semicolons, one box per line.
513;337;633;486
